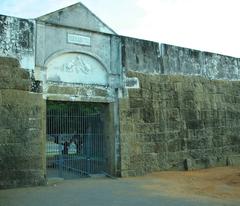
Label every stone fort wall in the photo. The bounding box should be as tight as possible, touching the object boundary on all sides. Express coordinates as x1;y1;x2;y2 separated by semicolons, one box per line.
120;37;240;177
120;71;240;177
0;57;45;188
1;14;240;183
121;37;240;80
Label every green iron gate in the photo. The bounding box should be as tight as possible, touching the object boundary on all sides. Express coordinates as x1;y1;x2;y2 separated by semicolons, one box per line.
46;101;106;179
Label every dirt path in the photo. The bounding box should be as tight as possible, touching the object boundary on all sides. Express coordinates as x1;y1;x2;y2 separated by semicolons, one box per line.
133;166;240;200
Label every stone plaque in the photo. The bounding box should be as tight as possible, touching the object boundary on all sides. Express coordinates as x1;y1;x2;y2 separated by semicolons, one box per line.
67;33;91;46
125;77;140;89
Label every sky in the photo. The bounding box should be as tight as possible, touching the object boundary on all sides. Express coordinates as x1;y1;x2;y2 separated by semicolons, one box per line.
0;0;240;57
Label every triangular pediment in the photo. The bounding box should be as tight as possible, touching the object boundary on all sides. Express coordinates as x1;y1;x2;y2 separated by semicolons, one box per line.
36;2;116;34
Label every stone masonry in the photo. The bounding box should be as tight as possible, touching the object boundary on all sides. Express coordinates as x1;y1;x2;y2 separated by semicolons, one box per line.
120;71;240;177
121;37;240;80
1;3;240;184
0;57;46;188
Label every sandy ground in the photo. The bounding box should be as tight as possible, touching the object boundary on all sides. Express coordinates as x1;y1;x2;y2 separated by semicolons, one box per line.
131;166;240;201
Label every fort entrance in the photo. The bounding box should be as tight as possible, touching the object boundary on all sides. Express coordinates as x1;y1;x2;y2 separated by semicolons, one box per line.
46;101;108;179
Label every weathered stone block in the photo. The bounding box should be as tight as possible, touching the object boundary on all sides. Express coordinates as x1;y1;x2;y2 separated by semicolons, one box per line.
120;123;135;133
1;90;43;106
141;89;153;99
187;138;211;150
153;142;167;153
0;155;43;171
0;57;20;67
128;89;142;98
186;120;204;130
212;136;223;147
168;139;184;152
0;128;10;143
0;67;30;90
142;143;155;153
0;169;46;189
140;107;155;123
166;120;182;131
129;98;144;108
149;133;166;142
144;153;159;172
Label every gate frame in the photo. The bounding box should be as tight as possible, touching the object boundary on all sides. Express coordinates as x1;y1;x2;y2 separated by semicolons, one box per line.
45;97;120;179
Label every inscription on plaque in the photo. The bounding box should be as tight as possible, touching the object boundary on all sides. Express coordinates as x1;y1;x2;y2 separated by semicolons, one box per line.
67;33;91;46
125;77;140;89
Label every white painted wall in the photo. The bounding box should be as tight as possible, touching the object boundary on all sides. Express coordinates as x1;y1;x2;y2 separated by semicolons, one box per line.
0;15;35;70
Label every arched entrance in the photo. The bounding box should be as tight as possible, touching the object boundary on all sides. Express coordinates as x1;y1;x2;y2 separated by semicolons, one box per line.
44;52;116;179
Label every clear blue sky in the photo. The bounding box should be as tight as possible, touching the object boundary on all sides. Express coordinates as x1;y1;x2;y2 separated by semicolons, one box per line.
1;0;240;57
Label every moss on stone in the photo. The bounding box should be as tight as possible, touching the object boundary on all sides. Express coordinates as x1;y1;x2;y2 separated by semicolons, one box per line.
0;57;46;189
120;71;240;177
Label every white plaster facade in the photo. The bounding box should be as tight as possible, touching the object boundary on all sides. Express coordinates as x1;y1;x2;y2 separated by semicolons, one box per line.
31;2;123;104
46;53;108;85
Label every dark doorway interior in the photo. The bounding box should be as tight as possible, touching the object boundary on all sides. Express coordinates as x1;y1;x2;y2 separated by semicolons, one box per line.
46;101;108;179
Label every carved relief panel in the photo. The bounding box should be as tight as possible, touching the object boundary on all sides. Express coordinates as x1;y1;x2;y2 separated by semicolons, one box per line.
46;53;108;85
